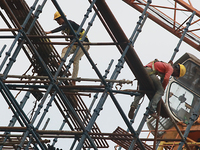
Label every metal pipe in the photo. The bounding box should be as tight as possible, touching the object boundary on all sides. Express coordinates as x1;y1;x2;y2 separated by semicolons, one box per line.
27;35;74;38
29;41;123;45
6;84;141;97
128;96;154;150
25;93;56;149
3;78;132;85
0;36;16;38
42;118;50;130
0;28;18;31
0;45;6;57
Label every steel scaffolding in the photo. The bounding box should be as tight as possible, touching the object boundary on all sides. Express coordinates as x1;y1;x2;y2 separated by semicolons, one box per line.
0;0;199;150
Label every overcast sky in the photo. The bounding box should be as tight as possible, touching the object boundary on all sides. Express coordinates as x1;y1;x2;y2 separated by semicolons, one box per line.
0;0;200;149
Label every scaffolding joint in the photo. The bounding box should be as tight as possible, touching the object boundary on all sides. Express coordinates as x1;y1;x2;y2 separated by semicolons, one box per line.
147;0;152;3
174;47;179;52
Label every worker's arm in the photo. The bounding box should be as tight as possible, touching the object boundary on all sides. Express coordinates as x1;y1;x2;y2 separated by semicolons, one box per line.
51;24;67;33
45;24;67;35
45;31;52;34
162;64;173;89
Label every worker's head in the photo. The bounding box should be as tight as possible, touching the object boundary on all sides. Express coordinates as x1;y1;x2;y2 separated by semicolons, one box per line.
172;63;186;77
54;11;66;25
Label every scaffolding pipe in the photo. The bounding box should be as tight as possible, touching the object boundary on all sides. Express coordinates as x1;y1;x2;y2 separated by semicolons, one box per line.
1;0;197;150
0;45;6;57
1;74;133;84
30;41;124;45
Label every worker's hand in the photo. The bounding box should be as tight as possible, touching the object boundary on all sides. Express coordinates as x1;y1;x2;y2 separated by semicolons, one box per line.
168;60;173;65
177;121;186;127
45;31;51;34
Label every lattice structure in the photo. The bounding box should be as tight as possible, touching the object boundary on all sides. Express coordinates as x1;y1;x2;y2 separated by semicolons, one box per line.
0;0;200;150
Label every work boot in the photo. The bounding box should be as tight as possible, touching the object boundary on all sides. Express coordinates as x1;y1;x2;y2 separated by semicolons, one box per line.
128;106;136;119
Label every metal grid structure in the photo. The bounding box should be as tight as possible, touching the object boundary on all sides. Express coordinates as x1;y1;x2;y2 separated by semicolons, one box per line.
0;0;199;150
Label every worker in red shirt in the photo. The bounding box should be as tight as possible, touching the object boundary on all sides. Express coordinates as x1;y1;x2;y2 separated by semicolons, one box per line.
45;11;90;85
128;60;186;119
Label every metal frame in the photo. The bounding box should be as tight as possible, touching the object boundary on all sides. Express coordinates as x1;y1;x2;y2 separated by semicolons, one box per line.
0;0;199;150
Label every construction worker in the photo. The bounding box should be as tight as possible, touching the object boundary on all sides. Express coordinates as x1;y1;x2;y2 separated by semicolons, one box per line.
45;11;90;85
128;60;186;119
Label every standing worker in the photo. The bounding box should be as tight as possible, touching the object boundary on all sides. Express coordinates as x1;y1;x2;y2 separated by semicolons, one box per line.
45;11;90;85
128;60;186;119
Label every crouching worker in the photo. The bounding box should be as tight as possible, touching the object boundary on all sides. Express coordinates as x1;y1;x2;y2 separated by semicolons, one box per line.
45;11;90;85
128;60;186;119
